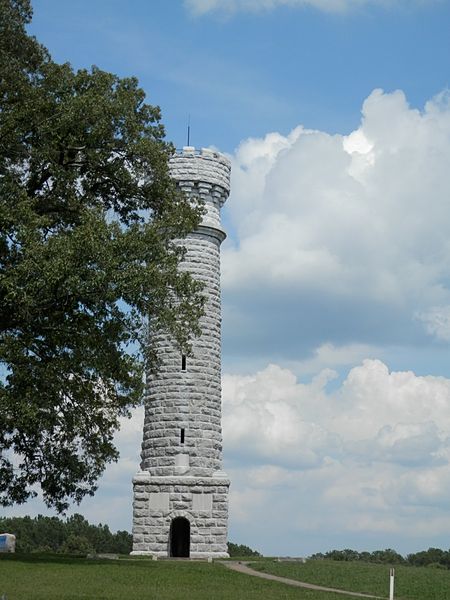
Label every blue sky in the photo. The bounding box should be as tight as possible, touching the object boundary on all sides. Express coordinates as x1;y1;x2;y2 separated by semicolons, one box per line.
29;0;450;152
9;0;450;556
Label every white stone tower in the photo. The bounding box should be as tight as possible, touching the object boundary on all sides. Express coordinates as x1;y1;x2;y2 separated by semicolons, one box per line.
131;147;230;558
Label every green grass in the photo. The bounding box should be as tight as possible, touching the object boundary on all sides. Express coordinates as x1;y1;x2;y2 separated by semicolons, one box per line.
252;559;450;600
0;554;367;600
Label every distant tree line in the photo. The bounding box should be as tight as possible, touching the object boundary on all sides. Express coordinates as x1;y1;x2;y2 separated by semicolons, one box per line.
227;542;261;557
310;548;450;569
0;514;132;554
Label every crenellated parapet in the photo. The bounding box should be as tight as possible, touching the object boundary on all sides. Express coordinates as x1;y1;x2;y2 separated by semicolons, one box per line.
170;146;231;197
169;147;230;231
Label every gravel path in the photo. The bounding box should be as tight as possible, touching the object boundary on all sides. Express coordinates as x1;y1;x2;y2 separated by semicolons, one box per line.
220;562;384;599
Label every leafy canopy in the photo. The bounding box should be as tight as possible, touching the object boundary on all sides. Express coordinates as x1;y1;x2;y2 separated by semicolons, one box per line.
0;0;204;511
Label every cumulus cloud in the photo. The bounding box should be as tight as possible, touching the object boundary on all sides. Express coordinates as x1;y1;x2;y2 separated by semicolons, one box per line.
223;359;450;552
416;305;450;341
222;89;450;353
185;0;434;17
287;342;380;375
223;359;450;467
224;363;341;468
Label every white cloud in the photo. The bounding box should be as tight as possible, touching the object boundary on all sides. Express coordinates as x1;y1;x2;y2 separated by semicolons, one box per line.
222;89;450;352
416;305;450;341
224;359;450;465
185;0;437;16
286;342;380;375
224;363;341;468
223;359;450;551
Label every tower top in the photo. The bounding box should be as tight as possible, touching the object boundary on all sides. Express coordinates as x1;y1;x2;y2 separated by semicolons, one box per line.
169;147;231;200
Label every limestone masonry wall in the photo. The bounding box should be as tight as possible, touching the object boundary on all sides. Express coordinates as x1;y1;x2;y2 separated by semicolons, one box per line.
132;147;231;558
140;230;224;477
132;475;229;557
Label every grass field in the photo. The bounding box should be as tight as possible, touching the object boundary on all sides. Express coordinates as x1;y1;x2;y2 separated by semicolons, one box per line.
1;554;449;599
253;559;450;600
0;554;366;600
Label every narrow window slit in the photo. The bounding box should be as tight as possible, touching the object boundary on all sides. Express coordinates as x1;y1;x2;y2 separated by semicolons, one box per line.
181;354;187;371
180;428;185;444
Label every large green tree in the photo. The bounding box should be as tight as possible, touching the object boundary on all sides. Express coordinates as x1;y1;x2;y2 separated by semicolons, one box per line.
0;0;204;511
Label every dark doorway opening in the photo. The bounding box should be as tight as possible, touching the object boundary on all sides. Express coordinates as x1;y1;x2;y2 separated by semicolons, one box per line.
170;517;190;557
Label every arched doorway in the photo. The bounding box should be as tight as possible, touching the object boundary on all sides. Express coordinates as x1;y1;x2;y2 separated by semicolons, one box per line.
170;517;190;557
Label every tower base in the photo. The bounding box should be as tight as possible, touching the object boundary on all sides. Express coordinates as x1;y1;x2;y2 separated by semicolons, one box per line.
131;472;230;558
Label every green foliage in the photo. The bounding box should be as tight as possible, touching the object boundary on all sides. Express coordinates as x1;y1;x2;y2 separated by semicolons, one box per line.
310;547;406;565
60;535;95;555
227;542;261;557
310;546;450;569
0;513;132;554
407;547;450;569
427;562;447;569
0;0;204;511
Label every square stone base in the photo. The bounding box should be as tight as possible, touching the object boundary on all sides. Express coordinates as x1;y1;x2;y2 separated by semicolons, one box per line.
131;472;230;558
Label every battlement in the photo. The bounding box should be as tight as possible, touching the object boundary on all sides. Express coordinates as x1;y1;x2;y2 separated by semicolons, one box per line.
169;146;231;197
174;146;230;164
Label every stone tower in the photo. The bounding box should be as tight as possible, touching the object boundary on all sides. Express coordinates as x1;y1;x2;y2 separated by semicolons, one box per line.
131;147;230;558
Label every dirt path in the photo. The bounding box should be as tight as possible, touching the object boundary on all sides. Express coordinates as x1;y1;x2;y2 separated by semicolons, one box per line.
220;562;384;599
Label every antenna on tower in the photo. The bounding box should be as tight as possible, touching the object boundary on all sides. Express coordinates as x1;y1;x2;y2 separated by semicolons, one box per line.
187;114;191;146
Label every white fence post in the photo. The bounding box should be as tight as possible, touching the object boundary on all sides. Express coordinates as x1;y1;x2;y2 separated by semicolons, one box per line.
389;568;395;600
